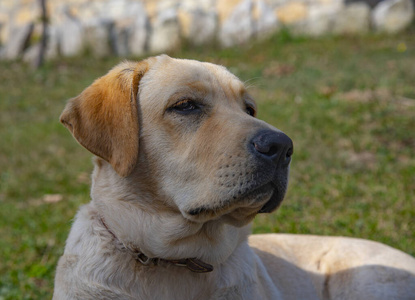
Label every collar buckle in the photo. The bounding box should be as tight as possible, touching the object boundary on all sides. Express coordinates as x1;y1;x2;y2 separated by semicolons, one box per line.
100;217;213;273
135;252;153;265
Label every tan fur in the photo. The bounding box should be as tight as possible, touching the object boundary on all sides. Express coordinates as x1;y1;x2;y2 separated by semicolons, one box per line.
54;55;415;300
60;61;148;177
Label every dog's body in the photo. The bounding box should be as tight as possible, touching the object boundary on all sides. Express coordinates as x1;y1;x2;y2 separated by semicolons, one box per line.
54;56;415;299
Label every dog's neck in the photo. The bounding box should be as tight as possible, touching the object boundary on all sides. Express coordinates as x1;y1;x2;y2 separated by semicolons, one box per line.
99;216;214;273
90;162;251;265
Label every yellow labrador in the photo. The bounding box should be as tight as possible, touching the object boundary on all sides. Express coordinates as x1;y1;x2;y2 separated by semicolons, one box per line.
54;55;415;299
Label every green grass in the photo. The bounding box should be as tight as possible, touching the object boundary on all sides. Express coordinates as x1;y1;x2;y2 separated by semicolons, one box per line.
1;28;415;298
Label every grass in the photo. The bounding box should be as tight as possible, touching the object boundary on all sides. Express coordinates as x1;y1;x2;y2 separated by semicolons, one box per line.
1;27;415;298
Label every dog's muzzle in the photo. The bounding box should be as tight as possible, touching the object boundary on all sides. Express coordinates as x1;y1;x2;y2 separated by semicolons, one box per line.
249;129;293;213
186;129;293;220
249;129;293;168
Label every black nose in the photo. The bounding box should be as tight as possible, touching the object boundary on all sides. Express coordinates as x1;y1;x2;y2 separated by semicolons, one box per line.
250;129;293;166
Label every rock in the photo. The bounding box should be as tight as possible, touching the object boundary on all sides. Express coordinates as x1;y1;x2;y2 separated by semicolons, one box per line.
253;0;279;38
145;0;179;19
0;12;8;45
144;0;158;19
45;25;59;59
128;3;149;57
217;0;244;22
296;2;343;36
219;0;254;47
98;0;130;56
332;2;371;34
178;9;218;45
268;0;292;8
0;22;4;45
275;2;308;24
372;0;414;33
110;20;131;56
1;0;414;63
180;0;217;11
76;2;100;21
3;22;34;60
22;42;40;64
84;19;113;57
97;0;149;56
101;0;134;20
15;4;37;25
178;9;193;39
345;0;383;9
157;0;180;12
149;8;181;53
59;11;84;57
23;25;60;62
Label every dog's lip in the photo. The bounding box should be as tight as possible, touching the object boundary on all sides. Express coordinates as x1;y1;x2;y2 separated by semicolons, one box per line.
187;181;275;218
257;180;286;213
241;181;274;204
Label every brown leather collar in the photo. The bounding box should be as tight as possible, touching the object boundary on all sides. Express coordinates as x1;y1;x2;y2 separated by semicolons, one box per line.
99;217;213;273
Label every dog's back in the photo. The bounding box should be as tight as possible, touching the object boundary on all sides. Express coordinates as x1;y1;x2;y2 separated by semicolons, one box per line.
250;234;415;300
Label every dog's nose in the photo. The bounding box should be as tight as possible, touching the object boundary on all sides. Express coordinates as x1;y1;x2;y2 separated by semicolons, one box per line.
250;130;293;166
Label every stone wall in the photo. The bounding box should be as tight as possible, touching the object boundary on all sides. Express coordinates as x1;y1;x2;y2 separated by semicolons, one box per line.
0;0;413;62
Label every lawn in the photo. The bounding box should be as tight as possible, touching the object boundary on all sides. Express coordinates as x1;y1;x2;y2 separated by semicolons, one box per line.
1;28;415;298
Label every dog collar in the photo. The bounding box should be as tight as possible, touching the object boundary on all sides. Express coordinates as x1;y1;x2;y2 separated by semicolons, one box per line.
99;217;213;273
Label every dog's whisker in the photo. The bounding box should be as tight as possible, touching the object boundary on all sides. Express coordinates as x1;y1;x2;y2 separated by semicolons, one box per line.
243;77;261;85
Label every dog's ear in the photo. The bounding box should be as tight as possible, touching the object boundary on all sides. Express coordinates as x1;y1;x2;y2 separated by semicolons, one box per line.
60;60;149;177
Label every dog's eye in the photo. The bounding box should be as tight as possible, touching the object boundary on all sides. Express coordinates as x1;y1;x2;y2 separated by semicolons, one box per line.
246;106;256;117
171;100;200;114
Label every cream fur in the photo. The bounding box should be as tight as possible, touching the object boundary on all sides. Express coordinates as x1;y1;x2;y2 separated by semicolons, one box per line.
54;56;415;299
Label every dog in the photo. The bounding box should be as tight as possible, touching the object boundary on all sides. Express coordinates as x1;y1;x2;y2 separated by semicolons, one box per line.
54;55;415;299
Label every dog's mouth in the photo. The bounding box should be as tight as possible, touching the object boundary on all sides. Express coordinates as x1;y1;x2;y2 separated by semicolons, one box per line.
258;177;288;213
188;183;273;215
184;177;287;225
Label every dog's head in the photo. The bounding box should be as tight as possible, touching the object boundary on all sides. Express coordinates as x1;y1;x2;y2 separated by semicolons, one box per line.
61;55;293;227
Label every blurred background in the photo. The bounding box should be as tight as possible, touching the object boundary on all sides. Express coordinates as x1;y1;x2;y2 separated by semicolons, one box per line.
0;0;414;298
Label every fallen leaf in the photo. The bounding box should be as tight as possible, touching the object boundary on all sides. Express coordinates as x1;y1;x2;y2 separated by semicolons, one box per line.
77;172;91;184
262;62;295;78
346;151;377;169
43;194;63;203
